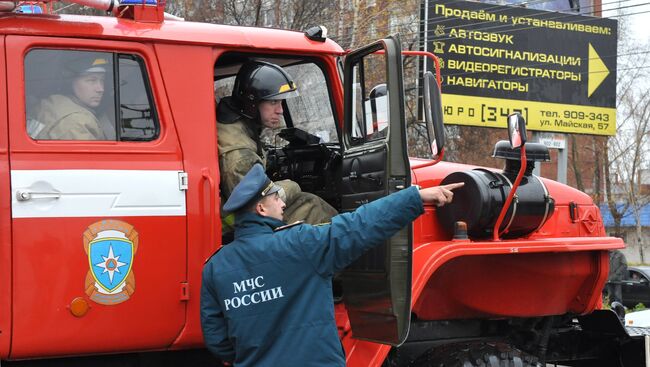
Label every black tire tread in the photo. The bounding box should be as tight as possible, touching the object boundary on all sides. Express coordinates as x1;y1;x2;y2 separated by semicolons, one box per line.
411;342;540;367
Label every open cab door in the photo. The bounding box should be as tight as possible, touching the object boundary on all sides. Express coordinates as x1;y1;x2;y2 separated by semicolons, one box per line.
340;36;411;345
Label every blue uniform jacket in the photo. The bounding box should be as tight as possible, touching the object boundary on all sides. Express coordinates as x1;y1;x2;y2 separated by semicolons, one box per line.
200;186;424;366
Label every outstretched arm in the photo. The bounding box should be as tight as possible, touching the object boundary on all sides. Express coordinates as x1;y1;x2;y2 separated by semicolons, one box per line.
292;183;464;276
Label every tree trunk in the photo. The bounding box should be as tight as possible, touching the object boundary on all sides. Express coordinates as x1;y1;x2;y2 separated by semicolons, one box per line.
570;135;584;192
254;0;262;26
592;136;603;204
350;0;359;47
604;144;625;237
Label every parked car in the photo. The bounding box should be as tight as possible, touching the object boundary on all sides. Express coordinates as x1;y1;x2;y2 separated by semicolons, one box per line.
626;309;650;327
622;266;650;308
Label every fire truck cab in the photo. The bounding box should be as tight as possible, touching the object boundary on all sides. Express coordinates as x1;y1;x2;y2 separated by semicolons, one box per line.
0;1;647;366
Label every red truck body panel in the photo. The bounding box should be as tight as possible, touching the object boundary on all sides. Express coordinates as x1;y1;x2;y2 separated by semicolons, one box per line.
0;14;345;54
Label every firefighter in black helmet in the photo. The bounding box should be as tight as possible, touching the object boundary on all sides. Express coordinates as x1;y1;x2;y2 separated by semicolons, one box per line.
230;61;300;120
217;60;337;228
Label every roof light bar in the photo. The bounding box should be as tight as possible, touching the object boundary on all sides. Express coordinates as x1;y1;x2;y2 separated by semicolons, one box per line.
119;0;156;4
17;4;44;13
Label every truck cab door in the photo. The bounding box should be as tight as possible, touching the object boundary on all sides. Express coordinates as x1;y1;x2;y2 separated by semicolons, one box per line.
6;37;187;358
340;36;412;345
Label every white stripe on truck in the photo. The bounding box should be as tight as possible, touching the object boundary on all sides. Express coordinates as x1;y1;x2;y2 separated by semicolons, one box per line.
11;170;187;218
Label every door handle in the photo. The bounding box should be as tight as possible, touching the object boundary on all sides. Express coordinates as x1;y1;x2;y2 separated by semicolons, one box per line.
16;189;61;201
350;171;381;185
201;168;216;247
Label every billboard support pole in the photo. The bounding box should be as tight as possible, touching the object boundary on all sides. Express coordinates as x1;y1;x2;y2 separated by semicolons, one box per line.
532;131;568;185
533;131;542;177
558;136;568;184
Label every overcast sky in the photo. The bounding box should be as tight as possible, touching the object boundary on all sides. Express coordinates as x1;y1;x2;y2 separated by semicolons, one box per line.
603;0;650;42
628;0;649;42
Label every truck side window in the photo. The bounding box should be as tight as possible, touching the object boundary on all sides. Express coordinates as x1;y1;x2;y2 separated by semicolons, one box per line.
118;54;159;141
283;63;337;143
350;53;389;143
24;49;159;141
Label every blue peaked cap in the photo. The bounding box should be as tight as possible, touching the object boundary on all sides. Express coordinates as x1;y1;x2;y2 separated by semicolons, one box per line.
223;164;282;213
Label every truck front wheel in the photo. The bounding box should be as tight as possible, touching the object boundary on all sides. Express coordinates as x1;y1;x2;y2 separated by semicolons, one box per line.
411;342;541;367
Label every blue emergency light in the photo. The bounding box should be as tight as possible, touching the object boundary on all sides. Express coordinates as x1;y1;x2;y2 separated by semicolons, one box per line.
17;4;43;13
119;0;158;4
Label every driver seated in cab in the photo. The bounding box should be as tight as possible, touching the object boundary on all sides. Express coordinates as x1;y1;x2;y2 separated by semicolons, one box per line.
32;54;115;140
217;60;337;227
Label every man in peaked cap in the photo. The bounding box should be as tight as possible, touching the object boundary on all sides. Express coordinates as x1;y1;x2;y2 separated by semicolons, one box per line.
222;164;286;221
200;164;463;366
33;53;116;140
216;60;337;230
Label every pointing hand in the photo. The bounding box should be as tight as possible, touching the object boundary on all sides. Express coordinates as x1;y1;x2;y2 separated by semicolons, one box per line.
418;182;464;207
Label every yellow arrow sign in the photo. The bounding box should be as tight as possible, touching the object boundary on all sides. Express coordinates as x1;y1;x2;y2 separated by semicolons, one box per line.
588;43;609;97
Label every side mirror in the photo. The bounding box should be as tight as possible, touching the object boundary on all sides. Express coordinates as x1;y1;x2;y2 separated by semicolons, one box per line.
423;71;445;157
494;112;528;241
507;113;527;149
366;83;388;137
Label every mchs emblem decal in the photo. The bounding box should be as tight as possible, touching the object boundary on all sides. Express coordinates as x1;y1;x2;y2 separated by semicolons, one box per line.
83;220;138;305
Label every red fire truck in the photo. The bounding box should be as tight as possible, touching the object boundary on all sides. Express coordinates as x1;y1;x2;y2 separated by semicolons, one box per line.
0;1;647;366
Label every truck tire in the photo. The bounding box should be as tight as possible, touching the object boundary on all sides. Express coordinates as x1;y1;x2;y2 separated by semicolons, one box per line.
411;342;541;367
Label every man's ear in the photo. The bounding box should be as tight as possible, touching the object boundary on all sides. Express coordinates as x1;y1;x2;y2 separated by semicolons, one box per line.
255;201;267;217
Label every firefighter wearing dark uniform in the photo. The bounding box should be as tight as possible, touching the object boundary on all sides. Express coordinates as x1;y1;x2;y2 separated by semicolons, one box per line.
200;164;462;366
216;60;337;226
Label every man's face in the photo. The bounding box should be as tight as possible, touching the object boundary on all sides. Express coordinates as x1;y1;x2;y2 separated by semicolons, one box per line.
258;100;284;128
72;72;105;109
258;192;286;221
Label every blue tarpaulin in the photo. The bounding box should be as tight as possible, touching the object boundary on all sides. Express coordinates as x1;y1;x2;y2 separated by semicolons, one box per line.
600;203;650;227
